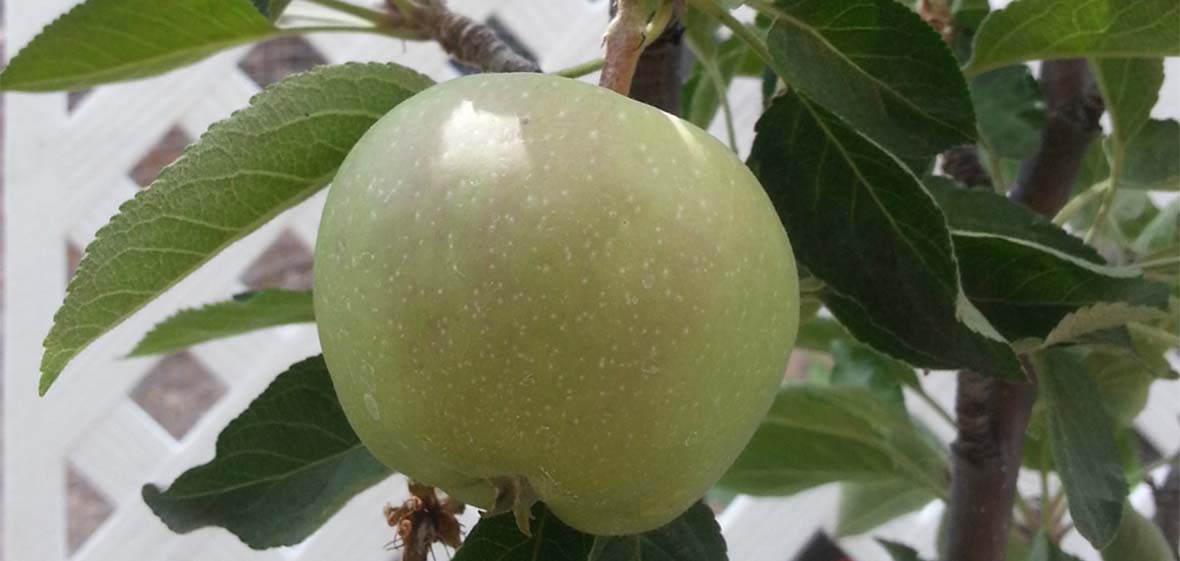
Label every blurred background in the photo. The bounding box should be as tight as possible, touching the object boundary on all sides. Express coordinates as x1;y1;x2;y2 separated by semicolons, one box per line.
1;1;1177;561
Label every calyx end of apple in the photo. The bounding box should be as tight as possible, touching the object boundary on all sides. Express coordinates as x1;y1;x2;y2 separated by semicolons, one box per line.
484;475;540;536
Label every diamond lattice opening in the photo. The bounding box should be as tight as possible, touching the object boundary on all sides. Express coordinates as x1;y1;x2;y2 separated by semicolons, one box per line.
130;352;226;440
66;464;113;555
240;229;314;291
238;35;328;89
128;126;192;188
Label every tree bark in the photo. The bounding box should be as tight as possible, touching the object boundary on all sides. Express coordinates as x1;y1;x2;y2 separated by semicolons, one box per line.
944;58;1103;561
386;1;540;73
1153;465;1179;558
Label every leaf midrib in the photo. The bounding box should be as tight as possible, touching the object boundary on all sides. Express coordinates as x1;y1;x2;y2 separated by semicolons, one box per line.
4;30;277;91
769;7;970;138
156;443;371;500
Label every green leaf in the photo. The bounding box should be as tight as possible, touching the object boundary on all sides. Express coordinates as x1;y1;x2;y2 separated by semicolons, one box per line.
719;385;948;497
1115;428;1144;486
1120;119;1180;191
1083;190;1166;248
1133;199;1179;255
454;501;727;561
830;339;920;413
970;65;1044;161
128;289;314;356
955;234;1167;341
252;0;294;20
965;0;1180;76
1029;534;1085;561
1036;348;1128;549
39;63;433;395
1089;350;1154;427
1093;58;1162;160
1042;302;1169;348
1075;140;1113;194
1092;58;1171;207
1101;503;1175;561
926;176;1103;263
0;0;278;91
763;0;975;156
878;539;931;561
749;92;1022;380
949;0;991;61
836;480;935;537
143;355;392;548
925;177;1169;341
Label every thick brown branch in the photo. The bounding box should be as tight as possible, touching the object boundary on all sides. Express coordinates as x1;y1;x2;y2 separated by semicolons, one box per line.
388;1;539;73
1009;59;1104;215
945;59;1104;561
425;11;538;73
947;370;1038;560
1154;465;1179;558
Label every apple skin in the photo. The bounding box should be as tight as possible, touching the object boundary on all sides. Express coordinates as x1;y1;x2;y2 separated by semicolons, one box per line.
314;73;799;535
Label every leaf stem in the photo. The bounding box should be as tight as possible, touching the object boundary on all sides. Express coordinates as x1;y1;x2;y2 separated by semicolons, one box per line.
744;0;785;19
798;275;824;296
303;0;392;26
1014;493;1037;527
1051;179;1108;226
688;0;773;68
1039;463;1052;532
685;40;739;151
277;24;425;40
1133;254;1180;271
554;58;605;78
713;63;739;151
979;141;1007;194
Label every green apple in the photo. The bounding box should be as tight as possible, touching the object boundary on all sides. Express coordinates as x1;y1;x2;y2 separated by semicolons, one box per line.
314;73;799;535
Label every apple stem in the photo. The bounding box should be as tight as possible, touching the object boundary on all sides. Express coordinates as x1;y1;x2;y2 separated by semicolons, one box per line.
599;1;677;95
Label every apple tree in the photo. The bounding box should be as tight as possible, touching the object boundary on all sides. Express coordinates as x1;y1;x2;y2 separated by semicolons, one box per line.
3;0;1178;560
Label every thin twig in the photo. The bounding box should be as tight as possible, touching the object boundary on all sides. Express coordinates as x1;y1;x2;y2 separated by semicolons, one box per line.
305;0;393;25
1052;178;1109;225
689;0;772;68
276;25;424;40
1134;254;1180;271
554;58;605;78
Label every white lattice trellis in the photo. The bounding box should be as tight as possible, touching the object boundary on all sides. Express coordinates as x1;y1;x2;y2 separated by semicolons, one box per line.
4;2;1179;561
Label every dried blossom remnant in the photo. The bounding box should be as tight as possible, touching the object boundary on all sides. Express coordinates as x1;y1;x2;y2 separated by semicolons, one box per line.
384;481;466;561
